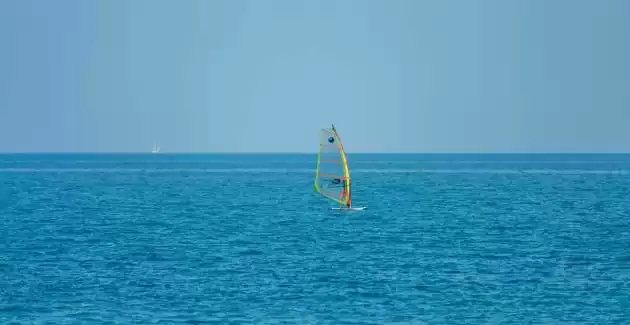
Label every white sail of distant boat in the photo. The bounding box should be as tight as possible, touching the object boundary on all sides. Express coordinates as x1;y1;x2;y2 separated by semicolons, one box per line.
151;143;161;153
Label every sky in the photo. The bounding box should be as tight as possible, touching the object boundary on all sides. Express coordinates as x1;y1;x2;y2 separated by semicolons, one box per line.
0;0;628;153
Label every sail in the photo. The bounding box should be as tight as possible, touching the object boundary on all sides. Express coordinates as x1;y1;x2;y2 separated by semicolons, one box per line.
314;124;352;207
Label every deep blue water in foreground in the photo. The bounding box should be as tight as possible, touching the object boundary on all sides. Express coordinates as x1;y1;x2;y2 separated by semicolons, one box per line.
1;153;629;324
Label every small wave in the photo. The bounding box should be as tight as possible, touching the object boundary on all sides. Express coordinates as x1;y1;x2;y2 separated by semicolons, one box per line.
0;168;309;173
352;160;630;165
353;169;630;175
0;168;627;175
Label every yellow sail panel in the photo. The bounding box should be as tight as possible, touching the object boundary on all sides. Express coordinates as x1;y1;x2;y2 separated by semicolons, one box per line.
332;124;351;185
314;125;352;207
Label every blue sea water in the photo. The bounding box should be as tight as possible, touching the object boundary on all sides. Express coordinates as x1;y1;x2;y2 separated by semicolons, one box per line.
1;153;629;324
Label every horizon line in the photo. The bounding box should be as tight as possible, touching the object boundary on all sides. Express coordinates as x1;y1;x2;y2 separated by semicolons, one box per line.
0;151;629;155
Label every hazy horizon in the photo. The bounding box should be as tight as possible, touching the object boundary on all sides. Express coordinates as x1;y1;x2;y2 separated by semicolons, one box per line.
0;151;629;155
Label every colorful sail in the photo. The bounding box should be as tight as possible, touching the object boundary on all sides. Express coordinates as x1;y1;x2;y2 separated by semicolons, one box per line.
314;124;352;208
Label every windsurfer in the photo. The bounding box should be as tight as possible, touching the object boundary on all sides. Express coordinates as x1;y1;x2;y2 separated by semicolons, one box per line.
331;178;351;207
340;179;351;208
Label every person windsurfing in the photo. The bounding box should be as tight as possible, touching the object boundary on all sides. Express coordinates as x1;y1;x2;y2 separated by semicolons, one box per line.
331;178;351;208
340;178;351;208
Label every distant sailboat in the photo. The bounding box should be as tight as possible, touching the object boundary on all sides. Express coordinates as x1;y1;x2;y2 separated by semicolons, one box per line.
314;124;366;211
151;143;161;153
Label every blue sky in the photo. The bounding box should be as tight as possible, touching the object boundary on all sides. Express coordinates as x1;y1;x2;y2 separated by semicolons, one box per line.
0;0;628;153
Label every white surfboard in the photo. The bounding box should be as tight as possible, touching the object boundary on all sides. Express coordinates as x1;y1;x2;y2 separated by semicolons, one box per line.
330;206;367;211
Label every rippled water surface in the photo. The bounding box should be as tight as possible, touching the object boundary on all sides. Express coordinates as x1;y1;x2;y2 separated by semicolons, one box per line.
2;153;629;324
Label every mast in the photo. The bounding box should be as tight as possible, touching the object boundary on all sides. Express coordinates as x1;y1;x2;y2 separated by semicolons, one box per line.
332;126;351;208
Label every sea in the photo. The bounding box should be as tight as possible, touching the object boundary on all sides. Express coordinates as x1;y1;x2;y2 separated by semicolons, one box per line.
1;153;629;324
